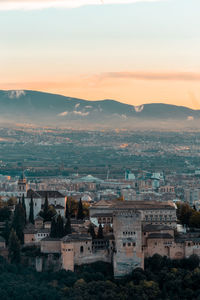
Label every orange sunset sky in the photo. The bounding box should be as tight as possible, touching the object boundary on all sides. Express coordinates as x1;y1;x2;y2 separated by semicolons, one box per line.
0;0;200;109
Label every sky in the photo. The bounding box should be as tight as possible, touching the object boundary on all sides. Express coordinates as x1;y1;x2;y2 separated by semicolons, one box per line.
0;0;200;109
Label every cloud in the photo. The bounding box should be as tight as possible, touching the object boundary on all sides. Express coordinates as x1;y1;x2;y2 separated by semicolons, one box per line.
58;111;68;116
0;0;163;11
75;103;80;108
98;71;200;81
58;110;90;117
73;110;90;116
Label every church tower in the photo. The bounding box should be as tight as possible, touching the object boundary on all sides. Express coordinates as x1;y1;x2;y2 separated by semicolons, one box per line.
18;172;27;199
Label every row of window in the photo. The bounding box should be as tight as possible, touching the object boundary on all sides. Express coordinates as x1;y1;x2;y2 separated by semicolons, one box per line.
188;242;200;247
145;215;172;220
93;241;107;245
37;233;49;237
123;231;136;235
98;217;113;223
62;248;73;252
123;242;136;247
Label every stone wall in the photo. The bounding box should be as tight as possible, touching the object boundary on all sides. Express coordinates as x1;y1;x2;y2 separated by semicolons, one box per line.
24;233;35;244
144;237;172;258
41;239;61;253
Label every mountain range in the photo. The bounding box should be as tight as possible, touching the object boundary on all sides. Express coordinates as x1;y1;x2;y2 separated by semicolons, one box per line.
0;90;199;129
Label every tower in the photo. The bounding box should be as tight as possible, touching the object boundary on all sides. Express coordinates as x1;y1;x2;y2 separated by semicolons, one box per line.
18;172;27;199
113;209;143;277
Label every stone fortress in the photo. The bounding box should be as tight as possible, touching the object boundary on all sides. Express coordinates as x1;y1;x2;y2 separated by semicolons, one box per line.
18;176;200;277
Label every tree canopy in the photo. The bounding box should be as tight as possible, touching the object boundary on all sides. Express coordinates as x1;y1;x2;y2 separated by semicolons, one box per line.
0;255;200;299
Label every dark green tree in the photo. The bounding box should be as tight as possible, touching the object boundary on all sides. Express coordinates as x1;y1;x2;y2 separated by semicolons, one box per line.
3;220;11;245
12;202;25;243
88;223;96;239
57;214;64;238
8;229;21;264
29;195;34;224
22;194;26;223
43;193;49;221
177;203;193;226
40;205;56;222
77;198;84;220
65;200;70;219
0;206;11;222
97;223;103;239
64;215;72;235
50;217;57;238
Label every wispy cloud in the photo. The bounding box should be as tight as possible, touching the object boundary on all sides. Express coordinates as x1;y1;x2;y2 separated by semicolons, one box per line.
58;111;68;116
97;71;200;81
0;0;163;11
73;110;90;116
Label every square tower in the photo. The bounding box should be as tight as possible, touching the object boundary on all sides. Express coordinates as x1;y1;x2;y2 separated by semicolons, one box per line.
113;209;143;277
18;173;28;199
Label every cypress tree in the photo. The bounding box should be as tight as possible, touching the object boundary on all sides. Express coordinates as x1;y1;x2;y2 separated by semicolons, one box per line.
65;200;70;219
88;223;96;239
50;217;57;238
57;214;64;238
29;195;34;224
64;215;72;235
43;192;49;221
97;223;103;239
77;198;84;220
22;194;26;223
8;229;21;264
12;203;25;243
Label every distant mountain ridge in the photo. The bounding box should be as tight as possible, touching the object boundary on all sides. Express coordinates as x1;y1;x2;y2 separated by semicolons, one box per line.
0;90;199;129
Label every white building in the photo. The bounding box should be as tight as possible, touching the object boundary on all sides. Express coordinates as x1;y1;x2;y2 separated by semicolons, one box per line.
26;190;67;219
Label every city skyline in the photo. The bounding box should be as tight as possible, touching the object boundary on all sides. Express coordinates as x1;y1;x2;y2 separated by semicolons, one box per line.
0;0;200;109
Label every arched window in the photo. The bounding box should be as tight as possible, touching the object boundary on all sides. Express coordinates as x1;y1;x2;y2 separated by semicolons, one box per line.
80;246;84;253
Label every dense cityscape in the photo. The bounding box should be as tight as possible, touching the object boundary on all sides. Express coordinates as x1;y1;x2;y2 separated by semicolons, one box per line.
0;127;200;298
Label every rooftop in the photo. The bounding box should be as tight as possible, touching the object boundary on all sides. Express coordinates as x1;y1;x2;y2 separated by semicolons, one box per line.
62;233;92;242
27;189;65;199
143;224;172;232
91;199;176;211
74;175;103;183
147;233;173;239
